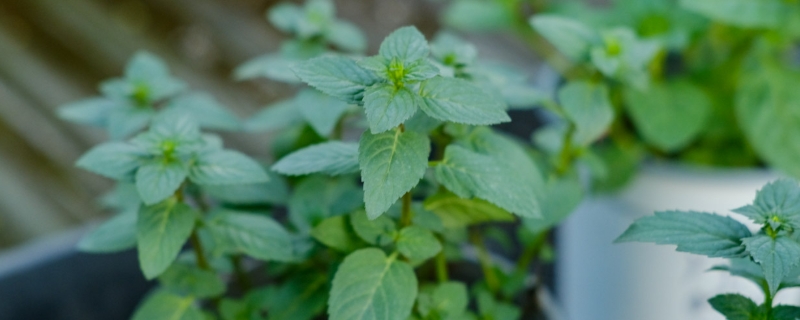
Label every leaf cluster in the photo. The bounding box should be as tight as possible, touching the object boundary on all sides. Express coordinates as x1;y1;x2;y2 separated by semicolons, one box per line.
618;179;800;319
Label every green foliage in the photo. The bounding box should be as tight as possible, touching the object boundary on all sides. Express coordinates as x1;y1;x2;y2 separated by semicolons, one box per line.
272;141;359;176
623;79;711;152
620;179;800;317
359;129;430;219
329;249;417;320
137;199;198;279
68;10;602;319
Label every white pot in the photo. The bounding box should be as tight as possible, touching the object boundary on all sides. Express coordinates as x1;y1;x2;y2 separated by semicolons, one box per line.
557;164;800;320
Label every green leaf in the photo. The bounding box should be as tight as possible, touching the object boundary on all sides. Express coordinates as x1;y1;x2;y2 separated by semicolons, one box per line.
396;226;442;262
444;0;515;32
417;282;469;320
244;99;304;133
159;262;225;298
680;0;789;29
327;20;367;53
57;97;114;127
363;84;419;133
137;200;198;279
328;248;417;320
273;141;360;176
773;305;800;320
205;210;295;262
476;289;521;320
311;215;364;252
616;211;752;258
378;26;429;62
742;234;800;295
708;294;759;320
263;273;329;320
136;160;188;206
736;63;800;179
558;80;614;146
132;291;203;320
523;175;584;234
733;179;800;230
423;191;514;228
78;210;137;253
288;175;363;232
530;15;599;62
163;92;241;131
76;142;145;180
623;80;710;152
418;77;509;125
435;145;540;218
204;172;289;205
359;129;430;219
590;28;660;89
295;89;351;137
234;53;303;83
107;107;155;140
293;55;380;104
430;32;477;67
188;150;269;185
350;210;397;246
268;2;303;33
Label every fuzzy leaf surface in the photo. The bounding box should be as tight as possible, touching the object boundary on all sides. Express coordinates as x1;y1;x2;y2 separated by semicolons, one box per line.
363;84;419;134
435;145;539;218
396;226;441;261
137;200;197;279
742;234;800;295
616;211;751;258
328;248;417;320
273;141;360;176
293;55;380;104
359;129;430;219
206;211;295;262
418;77;509;125
189;150;269;185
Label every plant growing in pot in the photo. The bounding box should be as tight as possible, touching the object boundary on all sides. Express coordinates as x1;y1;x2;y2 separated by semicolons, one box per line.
618;179;800;320
441;0;800;319
59;0;599;319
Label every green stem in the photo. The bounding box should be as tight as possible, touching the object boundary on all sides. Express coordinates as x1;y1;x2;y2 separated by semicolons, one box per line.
471;228;500;295
435;248;449;283
762;281;774;319
189;231;211;271
515;230;549;274
400;192;413;227
555;126;575;175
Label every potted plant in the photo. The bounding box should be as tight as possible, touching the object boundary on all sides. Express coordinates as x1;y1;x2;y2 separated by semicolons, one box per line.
441;0;800;319
58;0;592;319
618;179;800;320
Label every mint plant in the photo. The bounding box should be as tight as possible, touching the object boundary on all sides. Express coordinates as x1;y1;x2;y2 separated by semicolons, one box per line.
618;179;800;319
60;0;595;316
234;0;366;83
444;0;800;190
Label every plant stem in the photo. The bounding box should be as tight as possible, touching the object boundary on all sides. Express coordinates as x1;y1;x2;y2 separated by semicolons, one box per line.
231;255;252;291
435;249;449;283
471;228;500;295
515;230;549;274
555;126;575;175
400;192;413;227
762;282;773;319
189;231;211;271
